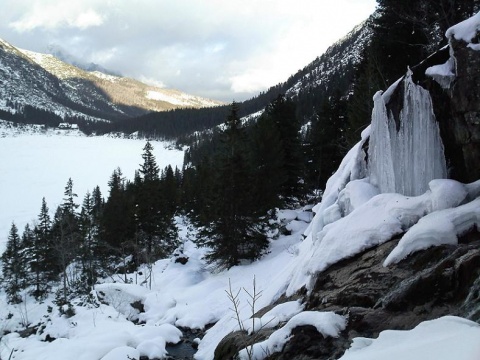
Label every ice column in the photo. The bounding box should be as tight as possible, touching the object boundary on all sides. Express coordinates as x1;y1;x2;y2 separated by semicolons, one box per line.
368;72;447;196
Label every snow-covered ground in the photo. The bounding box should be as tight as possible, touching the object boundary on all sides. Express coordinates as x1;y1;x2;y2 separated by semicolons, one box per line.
0;125;479;359
0;123;184;253
2;12;480;358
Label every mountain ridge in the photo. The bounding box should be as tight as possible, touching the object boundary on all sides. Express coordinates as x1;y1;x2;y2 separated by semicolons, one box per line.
0;37;222;126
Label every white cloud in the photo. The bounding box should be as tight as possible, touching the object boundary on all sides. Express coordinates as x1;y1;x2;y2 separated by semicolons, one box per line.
9;1;104;31
0;0;377;101
73;10;104;29
90;47;118;64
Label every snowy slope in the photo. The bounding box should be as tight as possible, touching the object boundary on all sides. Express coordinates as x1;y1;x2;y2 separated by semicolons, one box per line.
285;19;372;98
0;38;100;121
20;47;222;111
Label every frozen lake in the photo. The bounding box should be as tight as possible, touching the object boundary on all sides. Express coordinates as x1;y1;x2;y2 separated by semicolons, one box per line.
0;132;184;252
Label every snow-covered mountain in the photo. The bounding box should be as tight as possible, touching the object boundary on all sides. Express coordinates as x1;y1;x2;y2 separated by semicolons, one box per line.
0;37;221;124
135;18;374;142
45;44;122;77
285;19;371;98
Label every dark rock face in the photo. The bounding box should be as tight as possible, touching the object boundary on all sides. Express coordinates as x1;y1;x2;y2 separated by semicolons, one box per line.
218;238;480;360
424;36;480;183
214;329;272;360
265;325;347;360
446;37;480;182
408;33;480;183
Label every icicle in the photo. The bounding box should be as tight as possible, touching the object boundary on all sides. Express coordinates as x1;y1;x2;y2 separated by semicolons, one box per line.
369;91;396;193
368;72;447;196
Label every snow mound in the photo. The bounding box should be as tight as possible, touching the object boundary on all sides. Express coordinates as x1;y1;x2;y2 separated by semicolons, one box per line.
239;311;346;360
425;56;455;89
339;316;480;360
245;300;304;335
384;196;480;266
95;283;150;320
446;11;480;44
101;346;140;360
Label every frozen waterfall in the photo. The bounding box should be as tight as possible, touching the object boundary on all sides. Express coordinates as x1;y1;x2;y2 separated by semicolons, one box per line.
368;72;447;196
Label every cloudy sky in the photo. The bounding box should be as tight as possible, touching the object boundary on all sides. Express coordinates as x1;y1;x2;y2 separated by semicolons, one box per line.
0;0;377;102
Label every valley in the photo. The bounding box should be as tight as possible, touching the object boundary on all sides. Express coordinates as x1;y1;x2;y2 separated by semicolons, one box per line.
0;2;480;360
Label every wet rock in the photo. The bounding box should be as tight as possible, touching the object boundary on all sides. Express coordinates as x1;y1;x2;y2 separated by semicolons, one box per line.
214;329;272;360
265;325;348;360
427;36;480;182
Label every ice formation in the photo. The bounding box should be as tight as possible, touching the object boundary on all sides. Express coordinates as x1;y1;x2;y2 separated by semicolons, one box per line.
368;72;447;196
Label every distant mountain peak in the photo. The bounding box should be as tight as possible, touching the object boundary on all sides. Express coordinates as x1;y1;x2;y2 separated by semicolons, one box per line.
45;43;121;77
0;38;222;126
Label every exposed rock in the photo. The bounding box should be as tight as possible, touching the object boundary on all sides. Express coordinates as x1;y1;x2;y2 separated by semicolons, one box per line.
446;36;480;182
423;36;480;182
265;325;347;360
175;256;189;265
227;238;480;360
214;329;273;360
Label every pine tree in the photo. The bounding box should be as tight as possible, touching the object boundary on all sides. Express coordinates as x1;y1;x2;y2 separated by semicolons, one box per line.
20;224;35;288
51;179;82;303
139;141;160;182
303;89;349;192
196;102;269;269
264;95;304;203
1;223;26;303
345;47;381;148
62;178;79;216
91;185;104;223
79;191;102;289
249;111;286;213
161;165;178;216
31;197;55;299
136;141;163;259
100;168;136;251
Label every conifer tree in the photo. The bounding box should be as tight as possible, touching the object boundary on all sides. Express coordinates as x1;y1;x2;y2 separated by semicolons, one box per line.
196;102;269;269
139;141;159;182
51;179;82;303
136;142;179;263
31;197;55;298
161;165;178;216
1;223;26;303
249;111;286;213
91;185;104;219
264;95;303;203
79;191;102;289
19;224;35;289
101;167;135;252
